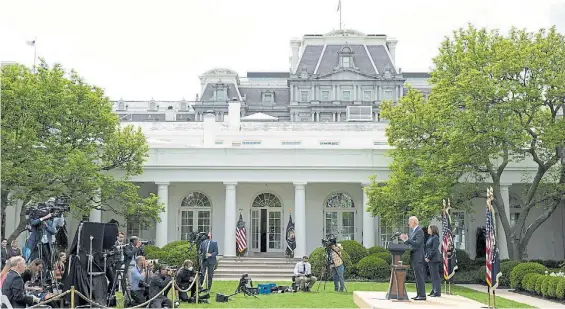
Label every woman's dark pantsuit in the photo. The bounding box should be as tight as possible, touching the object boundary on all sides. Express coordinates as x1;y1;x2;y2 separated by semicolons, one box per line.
428;261;441;295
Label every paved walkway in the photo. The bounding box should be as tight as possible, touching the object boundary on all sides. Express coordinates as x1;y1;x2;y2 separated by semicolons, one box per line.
458;284;565;308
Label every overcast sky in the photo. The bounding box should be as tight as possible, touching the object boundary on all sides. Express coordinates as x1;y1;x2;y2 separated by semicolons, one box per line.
1;0;564;100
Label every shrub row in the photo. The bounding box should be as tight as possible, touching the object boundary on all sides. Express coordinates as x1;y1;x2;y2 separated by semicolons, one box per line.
521;273;565;300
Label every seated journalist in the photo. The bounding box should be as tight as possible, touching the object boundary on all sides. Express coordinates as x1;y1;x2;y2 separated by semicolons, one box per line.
149;265;173;308
293;256;317;291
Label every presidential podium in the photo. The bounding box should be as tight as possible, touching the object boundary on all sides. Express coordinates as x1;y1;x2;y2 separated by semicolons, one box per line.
385;242;410;301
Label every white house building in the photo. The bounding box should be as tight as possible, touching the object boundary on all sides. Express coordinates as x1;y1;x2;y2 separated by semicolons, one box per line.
3;29;563;261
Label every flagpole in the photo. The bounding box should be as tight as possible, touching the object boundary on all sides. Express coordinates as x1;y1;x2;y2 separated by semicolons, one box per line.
339;2;342;30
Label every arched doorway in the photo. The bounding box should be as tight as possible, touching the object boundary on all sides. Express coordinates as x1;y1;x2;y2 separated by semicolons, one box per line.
178;192;212;240
324;192;356;241
250;193;283;253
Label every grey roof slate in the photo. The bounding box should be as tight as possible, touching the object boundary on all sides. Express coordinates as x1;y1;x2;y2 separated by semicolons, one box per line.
201;83;240;101
366;45;396;74
247;72;290;78
239;88;290;106
296;45;324;74
316;45;377;76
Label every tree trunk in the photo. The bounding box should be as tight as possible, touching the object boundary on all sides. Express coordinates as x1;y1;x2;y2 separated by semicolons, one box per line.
7;202;29;244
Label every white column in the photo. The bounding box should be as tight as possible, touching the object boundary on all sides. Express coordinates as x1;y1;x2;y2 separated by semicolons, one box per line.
156;182;169;247
362;183;375;248
337;112;341;122
89;189;102;222
294;182;307;258
224;182;237;257
498;184;511;259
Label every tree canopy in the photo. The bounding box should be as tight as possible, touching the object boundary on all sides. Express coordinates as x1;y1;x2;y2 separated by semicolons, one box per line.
1;61;163;242
366;25;565;260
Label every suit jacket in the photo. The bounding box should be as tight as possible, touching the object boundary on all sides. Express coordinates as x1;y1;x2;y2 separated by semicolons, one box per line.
1;247;8;266
404;226;425;264
200;240;219;265
148;274;171;299
425;234;441;263
1;270;35;308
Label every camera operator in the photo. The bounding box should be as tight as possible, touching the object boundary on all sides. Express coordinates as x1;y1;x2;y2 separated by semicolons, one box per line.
329;241;345;292
293;256;317;292
176;260;197;302
149;265;173;308
124;236;145;268
128;256;149;305
1;257;41;308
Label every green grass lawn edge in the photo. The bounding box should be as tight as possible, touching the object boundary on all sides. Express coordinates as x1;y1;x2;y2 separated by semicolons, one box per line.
115;281;534;308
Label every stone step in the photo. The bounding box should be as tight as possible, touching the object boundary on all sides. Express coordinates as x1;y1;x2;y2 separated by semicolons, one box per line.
214;274;291;281
220;257;300;262
215;268;293;274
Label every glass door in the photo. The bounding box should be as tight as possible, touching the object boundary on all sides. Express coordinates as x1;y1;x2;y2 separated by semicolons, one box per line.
267;210;282;251
251;209;260;251
451;211;466;250
324;211;356;241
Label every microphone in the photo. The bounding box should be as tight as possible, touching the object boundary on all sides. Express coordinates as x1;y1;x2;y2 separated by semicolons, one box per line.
389;232;402;240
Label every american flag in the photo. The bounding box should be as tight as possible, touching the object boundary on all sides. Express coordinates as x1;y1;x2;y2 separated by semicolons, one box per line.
236;213;247;256
442;206;458;280
486;190;502;289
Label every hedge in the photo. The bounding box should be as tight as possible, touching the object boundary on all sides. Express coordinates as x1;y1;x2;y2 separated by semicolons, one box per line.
499;260;521;287
510;262;547;290
357;256;390;280
339;240;368;264
368;246;388;255
522;273;540;293
534;275;545;295
372;252;392;265
543;276;562;298
309;247;353;279
556;277;565;299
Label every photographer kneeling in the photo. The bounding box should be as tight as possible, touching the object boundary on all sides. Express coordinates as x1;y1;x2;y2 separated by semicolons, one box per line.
149;265;173;308
293;256;316;292
176;260;197;302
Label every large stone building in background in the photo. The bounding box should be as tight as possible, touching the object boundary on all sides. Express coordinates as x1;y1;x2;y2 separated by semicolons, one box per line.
4;30;563;262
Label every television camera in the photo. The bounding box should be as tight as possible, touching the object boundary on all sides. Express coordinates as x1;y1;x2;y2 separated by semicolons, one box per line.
321;236;337;247
215;273;258;302
26;197;70;219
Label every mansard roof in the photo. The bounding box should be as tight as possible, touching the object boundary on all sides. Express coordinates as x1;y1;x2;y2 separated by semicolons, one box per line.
296;44;395;76
200;83;240;101
238;88;290;106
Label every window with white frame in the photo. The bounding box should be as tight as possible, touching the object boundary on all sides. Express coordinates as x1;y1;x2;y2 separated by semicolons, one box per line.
510;213;520;227
300;91;309;102
320;141;340;146
384;89;393;100
242;140;261;145
216;90;225;101
379;215;409;247
180;192;212;240
149;101;156;111
262;92;274;103
118;101;125;110
342;56;351;68
282;141;301;145
342;90;351;101
363;90;372;101
451;211;466;250
127;222;143;238
321;91;330;101
347;106;372;121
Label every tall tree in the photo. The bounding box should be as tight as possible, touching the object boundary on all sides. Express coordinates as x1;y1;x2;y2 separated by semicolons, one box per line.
366;25;565;260
1;61;163;243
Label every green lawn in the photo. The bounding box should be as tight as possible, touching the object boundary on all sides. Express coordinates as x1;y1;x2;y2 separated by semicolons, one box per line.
142;281;532;308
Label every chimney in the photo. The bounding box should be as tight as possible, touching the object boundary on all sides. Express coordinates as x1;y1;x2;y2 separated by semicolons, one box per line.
165;106;176;121
202;111;216;147
290;39;302;74
386;39;398;66
228;99;241;131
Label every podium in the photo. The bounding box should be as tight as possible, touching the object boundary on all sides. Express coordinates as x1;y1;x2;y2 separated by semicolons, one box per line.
385;242;410;301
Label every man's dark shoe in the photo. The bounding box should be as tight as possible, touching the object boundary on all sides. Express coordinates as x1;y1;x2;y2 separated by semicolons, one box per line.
430;294;441;297
428;292;434;296
413;296;426;301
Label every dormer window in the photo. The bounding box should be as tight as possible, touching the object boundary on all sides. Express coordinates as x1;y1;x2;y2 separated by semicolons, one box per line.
212;82;228;101
118;100;125;110
149;100;156;111
338;44;355;69
262;91;274;103
180;100;187;110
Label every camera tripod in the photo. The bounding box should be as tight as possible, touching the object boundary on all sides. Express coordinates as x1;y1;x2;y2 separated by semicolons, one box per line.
224;278;259;300
315;247;347;292
107;264;126;306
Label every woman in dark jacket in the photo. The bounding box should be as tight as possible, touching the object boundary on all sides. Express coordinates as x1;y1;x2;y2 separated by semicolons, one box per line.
425;225;441;297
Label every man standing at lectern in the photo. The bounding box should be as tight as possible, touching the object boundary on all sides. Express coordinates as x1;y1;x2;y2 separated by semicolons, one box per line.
399;216;426;301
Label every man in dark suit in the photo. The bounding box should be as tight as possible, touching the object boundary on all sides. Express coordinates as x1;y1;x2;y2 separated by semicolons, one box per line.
2;256;40;308
199;232;218;291
1;239;8;268
400;216;426;300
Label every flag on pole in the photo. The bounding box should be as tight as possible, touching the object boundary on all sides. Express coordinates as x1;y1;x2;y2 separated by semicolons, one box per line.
486;188;502;289
26;40;36;46
442;200;458;280
337;0;341;11
285;214;296;258
236;213;247;256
